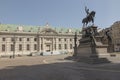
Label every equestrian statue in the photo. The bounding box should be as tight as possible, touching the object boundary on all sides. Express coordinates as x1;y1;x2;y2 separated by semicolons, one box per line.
82;6;96;27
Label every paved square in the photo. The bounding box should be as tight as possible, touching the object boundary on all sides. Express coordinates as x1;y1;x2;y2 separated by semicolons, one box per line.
1;55;120;80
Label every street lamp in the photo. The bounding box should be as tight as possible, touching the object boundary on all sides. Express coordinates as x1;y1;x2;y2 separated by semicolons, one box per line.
73;32;77;57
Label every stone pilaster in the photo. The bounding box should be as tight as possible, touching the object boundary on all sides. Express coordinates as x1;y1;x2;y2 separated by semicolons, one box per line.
56;38;59;50
52;38;54;51
39;37;41;52
5;37;9;55
42;37;45;52
61;38;64;50
22;37;26;53
67;38;70;51
30;37;34;52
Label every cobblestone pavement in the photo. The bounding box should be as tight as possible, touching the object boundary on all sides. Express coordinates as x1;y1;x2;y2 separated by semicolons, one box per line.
1;54;120;80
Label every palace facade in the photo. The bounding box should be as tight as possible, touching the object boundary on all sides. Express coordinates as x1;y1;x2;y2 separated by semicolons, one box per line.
98;21;120;52
0;24;82;56
111;21;120;52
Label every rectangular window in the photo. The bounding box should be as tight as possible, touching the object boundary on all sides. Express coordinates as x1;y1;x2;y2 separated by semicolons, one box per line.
34;38;37;41
11;44;14;51
11;37;14;42
70;44;72;49
64;44;67;49
27;44;30;50
70;39;72;42
34;44;37;50
59;38;61;42
27;38;30;41
41;44;43;50
2;38;6;41
59;44;61;50
2;44;5;52
64;38;66;42
19;38;22;41
19;44;22;51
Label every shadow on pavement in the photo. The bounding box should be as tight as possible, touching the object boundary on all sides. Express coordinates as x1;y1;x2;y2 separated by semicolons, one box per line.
0;57;120;80
65;56;111;64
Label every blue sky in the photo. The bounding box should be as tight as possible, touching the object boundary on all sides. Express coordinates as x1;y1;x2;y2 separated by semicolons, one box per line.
0;0;120;28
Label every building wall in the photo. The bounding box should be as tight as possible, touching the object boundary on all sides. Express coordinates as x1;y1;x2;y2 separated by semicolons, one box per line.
0;32;81;56
111;21;120;52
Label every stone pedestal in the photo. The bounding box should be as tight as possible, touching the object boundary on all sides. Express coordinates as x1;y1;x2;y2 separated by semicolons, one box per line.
76;26;111;64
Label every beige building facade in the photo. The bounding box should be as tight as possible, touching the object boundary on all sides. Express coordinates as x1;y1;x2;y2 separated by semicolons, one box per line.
98;21;120;52
111;21;120;52
0;24;82;56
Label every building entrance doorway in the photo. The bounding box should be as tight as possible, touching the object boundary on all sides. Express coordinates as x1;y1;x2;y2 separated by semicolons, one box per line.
46;44;51;52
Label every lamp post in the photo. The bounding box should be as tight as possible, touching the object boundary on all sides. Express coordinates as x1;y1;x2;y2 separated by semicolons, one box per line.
73;32;77;57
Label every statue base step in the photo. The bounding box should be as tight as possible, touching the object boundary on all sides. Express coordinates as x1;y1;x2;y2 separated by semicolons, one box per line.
75;56;111;64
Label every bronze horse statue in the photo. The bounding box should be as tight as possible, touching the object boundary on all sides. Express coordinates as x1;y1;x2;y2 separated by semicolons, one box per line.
82;11;96;27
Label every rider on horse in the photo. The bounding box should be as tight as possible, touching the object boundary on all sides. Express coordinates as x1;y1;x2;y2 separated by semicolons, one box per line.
82;6;96;27
85;6;90;16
